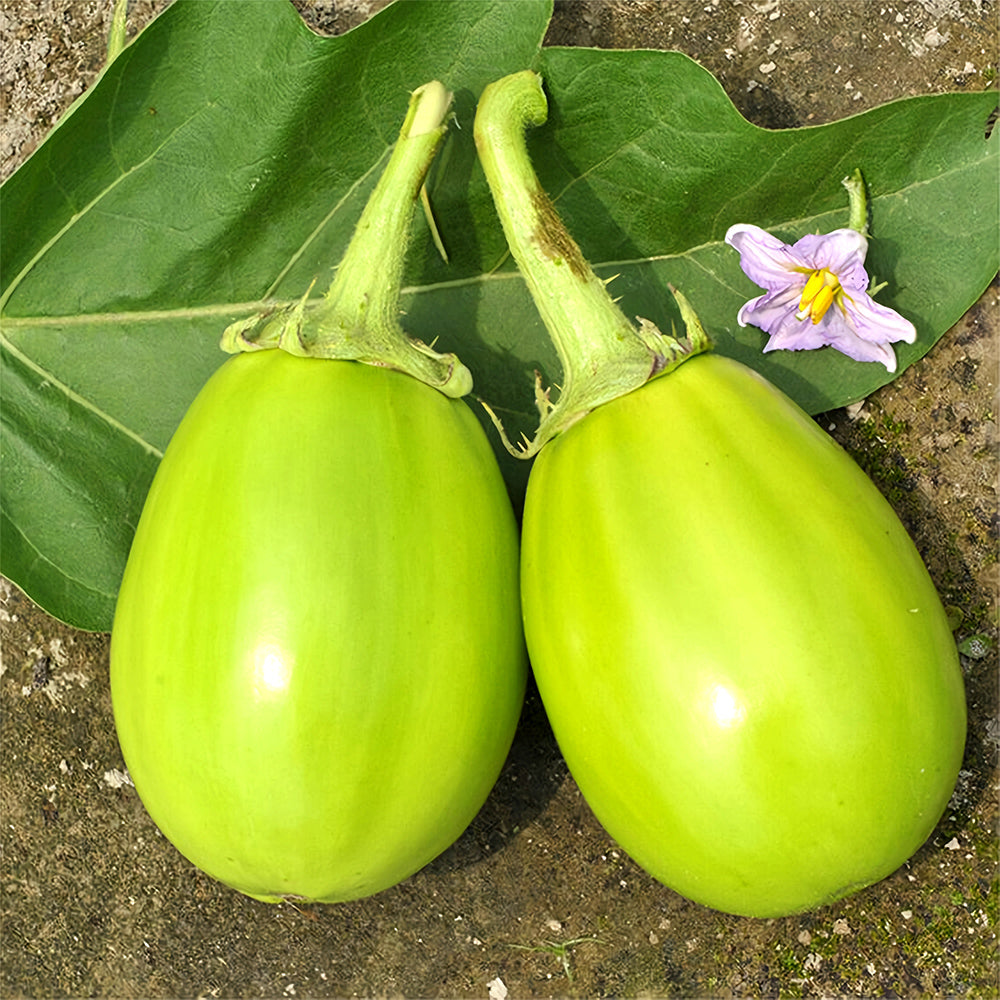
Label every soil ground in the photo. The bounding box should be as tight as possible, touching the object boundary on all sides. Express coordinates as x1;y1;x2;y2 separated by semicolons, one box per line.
2;2;997;998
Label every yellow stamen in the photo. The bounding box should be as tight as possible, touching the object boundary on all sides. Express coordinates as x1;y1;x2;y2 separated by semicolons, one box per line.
799;270;825;307
797;267;841;324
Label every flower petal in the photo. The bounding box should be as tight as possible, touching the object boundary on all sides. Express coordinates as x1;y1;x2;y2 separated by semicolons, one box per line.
792;228;870;290
725;224;810;290
814;312;901;370
843;291;918;346
761;320;835;355
736;286;803;335
802;293;915;372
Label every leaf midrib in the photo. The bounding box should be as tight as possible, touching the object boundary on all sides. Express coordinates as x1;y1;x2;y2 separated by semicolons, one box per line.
4;141;990;333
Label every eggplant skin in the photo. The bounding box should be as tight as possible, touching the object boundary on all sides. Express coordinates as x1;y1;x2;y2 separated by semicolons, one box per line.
521;352;966;918
111;351;527;903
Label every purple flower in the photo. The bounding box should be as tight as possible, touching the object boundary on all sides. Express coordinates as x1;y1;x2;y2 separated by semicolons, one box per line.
724;224;916;371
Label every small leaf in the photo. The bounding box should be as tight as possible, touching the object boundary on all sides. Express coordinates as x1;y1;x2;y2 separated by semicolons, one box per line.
957;634;993;660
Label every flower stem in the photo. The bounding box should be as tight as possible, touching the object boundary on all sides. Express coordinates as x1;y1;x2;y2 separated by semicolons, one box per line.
107;0;128;63
222;81;472;398
842;168;870;238
474;71;709;457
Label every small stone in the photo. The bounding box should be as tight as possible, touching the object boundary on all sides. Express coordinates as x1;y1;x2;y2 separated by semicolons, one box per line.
487;977;508;1000
103;767;134;789
924;26;950;48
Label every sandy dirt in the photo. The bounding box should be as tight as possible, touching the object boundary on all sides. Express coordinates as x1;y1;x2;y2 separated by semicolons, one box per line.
2;2;997;997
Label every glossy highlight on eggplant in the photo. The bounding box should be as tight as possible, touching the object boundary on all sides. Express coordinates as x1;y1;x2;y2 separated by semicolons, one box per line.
112;353;526;902
520;352;966;917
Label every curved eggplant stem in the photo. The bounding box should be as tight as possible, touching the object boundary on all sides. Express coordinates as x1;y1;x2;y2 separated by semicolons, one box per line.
474;70;710;457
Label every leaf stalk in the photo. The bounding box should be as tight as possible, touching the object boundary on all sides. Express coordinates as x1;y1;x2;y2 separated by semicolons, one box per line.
106;0;128;63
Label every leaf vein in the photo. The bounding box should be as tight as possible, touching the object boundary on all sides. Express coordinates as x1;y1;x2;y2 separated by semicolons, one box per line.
0;107;204;313
263;146;392;298
0;515;116;610
0;333;163;460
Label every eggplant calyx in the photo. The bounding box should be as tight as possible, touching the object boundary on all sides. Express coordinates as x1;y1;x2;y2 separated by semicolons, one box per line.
222;80;472;399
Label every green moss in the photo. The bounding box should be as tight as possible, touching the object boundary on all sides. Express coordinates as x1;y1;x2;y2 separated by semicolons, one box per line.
830;410;930;531
984;876;1000;927
774;943;800;973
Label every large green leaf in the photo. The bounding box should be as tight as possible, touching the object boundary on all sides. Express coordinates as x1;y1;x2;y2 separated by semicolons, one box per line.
526;48;999;413
1;0;996;631
0;0;554;630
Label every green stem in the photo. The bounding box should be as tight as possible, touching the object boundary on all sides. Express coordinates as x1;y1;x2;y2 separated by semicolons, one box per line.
107;0;128;63
842;168;870;238
474;71;709;457
222;81;472;398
